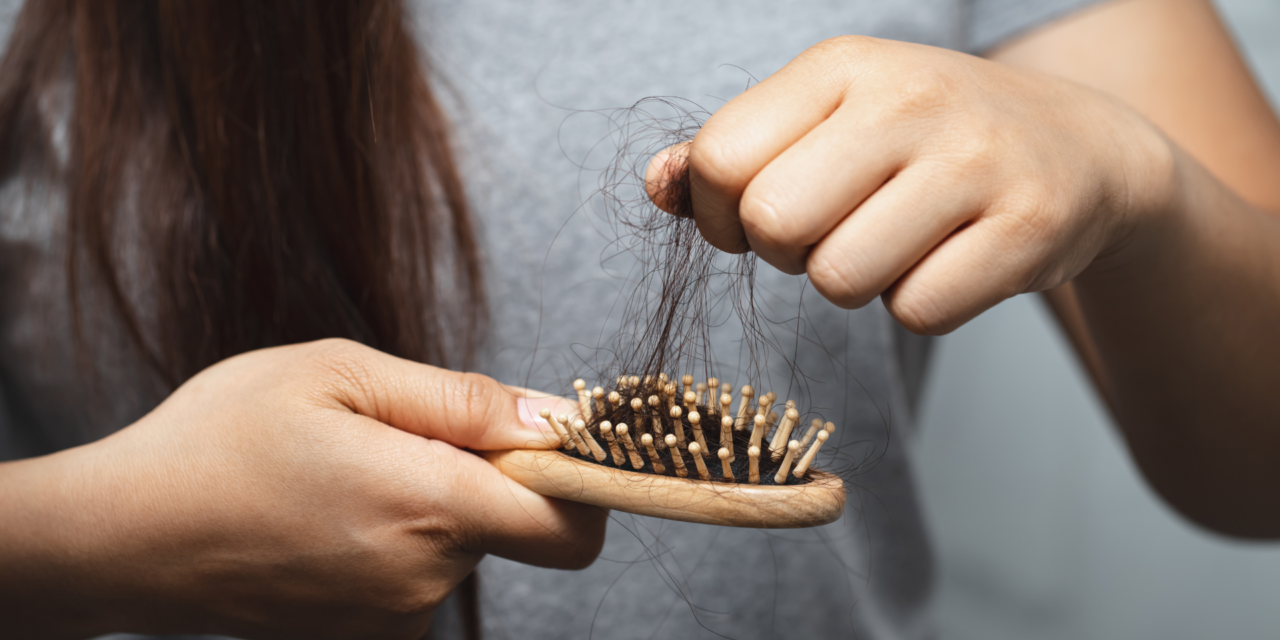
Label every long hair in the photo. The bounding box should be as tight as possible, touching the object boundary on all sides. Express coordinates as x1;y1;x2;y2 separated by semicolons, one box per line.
0;0;486;388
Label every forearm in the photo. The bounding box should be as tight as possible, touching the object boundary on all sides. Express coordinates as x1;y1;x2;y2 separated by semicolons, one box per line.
0;449;122;639
1074;150;1280;536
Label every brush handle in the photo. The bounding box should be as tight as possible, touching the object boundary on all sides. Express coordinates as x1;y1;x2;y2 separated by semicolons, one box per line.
483;449;845;528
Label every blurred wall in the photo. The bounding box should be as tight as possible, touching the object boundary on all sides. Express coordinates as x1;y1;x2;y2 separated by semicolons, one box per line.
913;2;1280;638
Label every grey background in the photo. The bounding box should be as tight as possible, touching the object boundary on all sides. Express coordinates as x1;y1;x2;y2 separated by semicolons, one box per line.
914;2;1280;638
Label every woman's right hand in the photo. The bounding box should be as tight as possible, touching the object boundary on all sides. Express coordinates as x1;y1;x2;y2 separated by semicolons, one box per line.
0;339;606;640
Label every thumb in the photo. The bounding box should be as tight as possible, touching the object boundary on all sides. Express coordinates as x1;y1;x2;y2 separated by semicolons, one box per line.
644;141;692;216
311;340;577;451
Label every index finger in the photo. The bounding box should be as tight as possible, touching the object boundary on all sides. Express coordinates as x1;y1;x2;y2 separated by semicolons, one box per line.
304;339;572;451
683;37;863;252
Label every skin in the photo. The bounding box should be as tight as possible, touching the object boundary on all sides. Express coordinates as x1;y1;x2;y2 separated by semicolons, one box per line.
0;339;606;639
3;0;1278;637
648;0;1280;536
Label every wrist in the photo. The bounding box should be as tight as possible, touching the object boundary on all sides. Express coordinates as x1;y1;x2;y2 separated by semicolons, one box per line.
0;447;122;638
1083;109;1189;283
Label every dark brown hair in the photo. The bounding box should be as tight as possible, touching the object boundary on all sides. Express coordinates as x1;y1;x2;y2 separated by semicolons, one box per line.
0;0;486;387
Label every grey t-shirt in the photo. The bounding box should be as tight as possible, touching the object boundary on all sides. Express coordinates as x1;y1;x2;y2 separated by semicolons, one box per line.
0;0;1101;638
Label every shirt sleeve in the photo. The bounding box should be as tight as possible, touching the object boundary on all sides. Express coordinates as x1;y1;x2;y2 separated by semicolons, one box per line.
966;0;1112;53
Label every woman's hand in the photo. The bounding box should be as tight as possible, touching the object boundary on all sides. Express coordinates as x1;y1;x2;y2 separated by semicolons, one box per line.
648;35;1175;334
0;339;606;640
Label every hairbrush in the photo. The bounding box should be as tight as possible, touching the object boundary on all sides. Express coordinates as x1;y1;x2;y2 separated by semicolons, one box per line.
486;374;844;528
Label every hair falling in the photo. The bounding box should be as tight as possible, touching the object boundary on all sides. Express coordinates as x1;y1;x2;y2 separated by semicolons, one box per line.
540;97;847;486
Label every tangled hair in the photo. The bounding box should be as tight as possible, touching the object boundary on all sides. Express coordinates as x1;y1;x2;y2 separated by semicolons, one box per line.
0;0;486;388
552;96;882;484
581;98;769;393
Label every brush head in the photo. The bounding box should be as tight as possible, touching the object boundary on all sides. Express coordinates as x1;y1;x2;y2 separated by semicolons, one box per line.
490;374;845;528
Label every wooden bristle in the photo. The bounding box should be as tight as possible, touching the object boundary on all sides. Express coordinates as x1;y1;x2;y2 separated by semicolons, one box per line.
648;395;664;438
600;421;625;466
688;442;710;480
688;411;709;455
769;408;800;460
616;423;644;470
559;413;588;455
764;410;780;441
666;433;688;478
749;413;766;451
574;379;591;422
757;392;775;420
794;429;830;478
735;385;755;431
592;387;605;415
642;434;666;474
798;418;823;450
574;419;607;463
669;405;686;445
565;376;827;488
774;440;800;484
541;408;572;449
706;380;719;417
720;415;735;462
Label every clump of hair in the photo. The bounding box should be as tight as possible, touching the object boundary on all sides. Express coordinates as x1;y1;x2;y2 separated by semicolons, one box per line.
545;97;858;485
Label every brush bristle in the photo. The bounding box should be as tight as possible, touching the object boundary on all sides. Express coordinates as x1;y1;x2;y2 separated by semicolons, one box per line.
561;377;833;486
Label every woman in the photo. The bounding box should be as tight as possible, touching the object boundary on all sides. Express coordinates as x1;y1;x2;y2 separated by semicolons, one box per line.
2;1;1279;639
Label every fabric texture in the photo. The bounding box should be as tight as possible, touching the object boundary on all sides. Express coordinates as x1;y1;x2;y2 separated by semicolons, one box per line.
0;0;1105;638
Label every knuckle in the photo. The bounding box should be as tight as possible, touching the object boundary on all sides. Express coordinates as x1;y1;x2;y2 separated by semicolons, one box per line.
534;523;607;572
810;34;880;60
559;515;608;570
738;190;793;246
994;191;1062;253
450;372;505;434
305;338;369;377
807;253;875;309
559;540;605;571
300;338;381;404
687;128;748;191
945;122;1002;172
887;283;955;336
382;582;446;618
886;66;956;119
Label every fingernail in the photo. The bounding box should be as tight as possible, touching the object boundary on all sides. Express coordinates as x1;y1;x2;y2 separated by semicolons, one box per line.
515;396;568;433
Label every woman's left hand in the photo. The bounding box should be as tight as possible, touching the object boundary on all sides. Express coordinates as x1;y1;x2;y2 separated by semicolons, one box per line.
648;36;1174;334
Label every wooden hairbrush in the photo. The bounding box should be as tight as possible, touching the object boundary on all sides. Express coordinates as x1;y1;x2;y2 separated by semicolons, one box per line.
486;374;844;528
